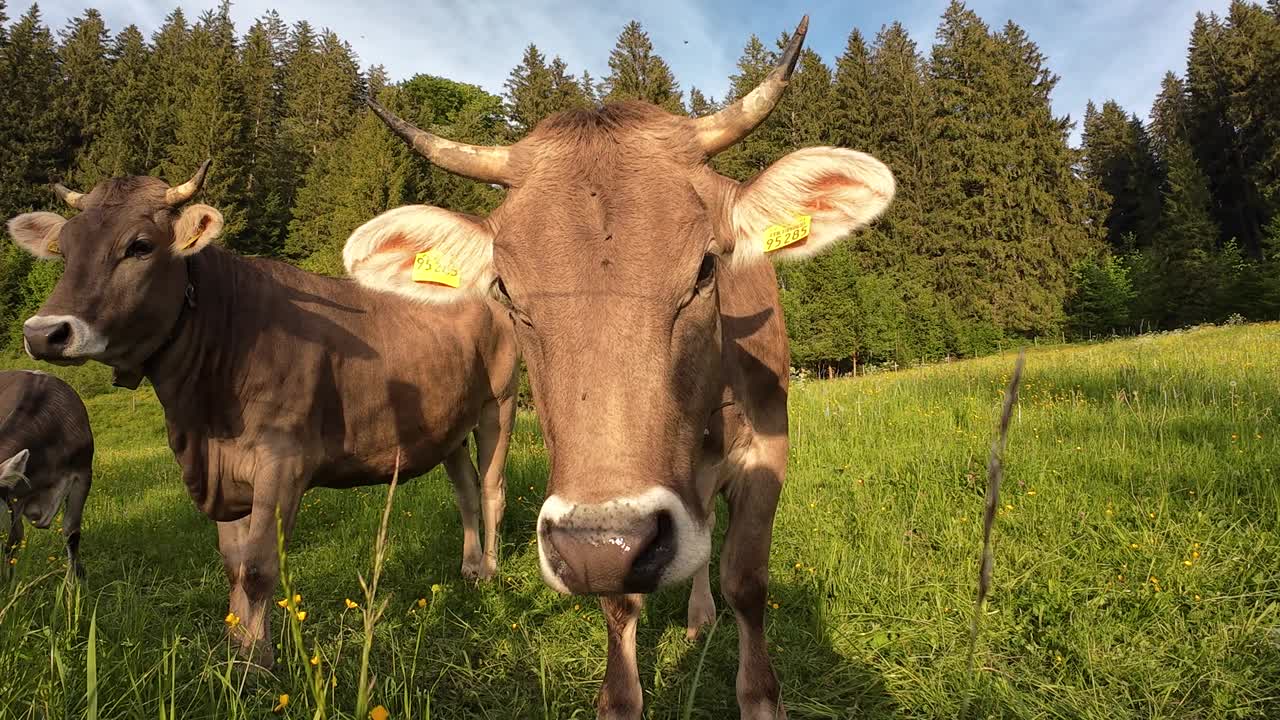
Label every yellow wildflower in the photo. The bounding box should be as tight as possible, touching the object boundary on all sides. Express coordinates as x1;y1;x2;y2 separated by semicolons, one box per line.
431;583;442;594
274;694;290;712
224;612;240;629
295;610;308;622
1130;543;1140;549
771;602;780;609
511;623;519;629
1192;551;1200;559
311;653;320;666
293;593;302;605
370;705;390;720
1183;560;1193;567
795;562;803;569
1026;490;1036;497
277;598;289;609
344;598;359;609
417;597;427;608
1194;594;1202;601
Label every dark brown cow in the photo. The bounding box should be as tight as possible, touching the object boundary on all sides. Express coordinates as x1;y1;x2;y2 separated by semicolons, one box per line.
7;168;519;666
344;17;893;718
343;17;893;719
1;370;94;579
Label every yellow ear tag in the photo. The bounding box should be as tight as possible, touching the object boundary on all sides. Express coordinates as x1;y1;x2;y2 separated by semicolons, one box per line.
181;233;201;251
763;215;812;253
46;237;60;255
412;250;461;288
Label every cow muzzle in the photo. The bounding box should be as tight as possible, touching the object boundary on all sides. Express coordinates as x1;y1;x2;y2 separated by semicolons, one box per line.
536;487;710;595
23;315;105;364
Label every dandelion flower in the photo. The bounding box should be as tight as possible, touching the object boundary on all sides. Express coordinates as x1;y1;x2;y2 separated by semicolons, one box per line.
370;707;390;720
274;694;290;712
224;612;240;629
344;598;359;609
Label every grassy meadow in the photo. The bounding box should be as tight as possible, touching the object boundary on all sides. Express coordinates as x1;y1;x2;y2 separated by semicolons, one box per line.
2;324;1279;719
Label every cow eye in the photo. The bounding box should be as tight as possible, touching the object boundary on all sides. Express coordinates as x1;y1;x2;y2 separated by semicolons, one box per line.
125;238;153;259
696;253;716;288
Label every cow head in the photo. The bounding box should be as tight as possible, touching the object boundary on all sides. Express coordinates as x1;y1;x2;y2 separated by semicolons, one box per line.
7;163;223;383
344;17;894;595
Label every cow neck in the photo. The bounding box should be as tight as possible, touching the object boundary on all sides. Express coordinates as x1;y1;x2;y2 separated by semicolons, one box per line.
117;256;200;391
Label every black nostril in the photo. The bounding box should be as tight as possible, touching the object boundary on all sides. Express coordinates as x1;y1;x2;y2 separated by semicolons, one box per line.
46;322;71;348
626;510;676;592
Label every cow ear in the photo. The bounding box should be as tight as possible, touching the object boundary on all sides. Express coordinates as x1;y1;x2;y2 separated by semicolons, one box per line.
7;212;68;260
343;205;495;303
727;147;894;265
171;203;224;256
0;449;29;490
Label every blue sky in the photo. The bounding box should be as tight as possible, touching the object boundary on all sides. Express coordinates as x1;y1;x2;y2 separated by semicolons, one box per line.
40;0;1233;145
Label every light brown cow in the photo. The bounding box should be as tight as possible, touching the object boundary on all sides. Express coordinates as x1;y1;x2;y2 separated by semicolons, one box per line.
7;168;519;666
344;16;893;719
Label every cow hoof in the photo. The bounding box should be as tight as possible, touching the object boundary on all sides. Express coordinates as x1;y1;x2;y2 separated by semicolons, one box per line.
476;557;498;581
460;559;482;580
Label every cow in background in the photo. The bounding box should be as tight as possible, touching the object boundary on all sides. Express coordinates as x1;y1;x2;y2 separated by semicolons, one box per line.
8;165;519;666
1;369;94;579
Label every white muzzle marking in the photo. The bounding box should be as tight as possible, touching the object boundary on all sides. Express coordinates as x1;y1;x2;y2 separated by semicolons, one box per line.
536;486;711;595
23;315;107;359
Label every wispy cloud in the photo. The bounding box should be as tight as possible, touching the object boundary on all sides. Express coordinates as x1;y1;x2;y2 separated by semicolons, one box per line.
39;0;1231;145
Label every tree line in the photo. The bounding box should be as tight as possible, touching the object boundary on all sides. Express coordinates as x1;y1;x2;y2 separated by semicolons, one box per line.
0;1;1276;370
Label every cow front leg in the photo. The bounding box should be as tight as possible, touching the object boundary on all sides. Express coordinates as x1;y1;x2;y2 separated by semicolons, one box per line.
443;444;484;579
473;394;514;580
722;437;786;720
61;471;91;579
219;480;303;668
597;593;645;720
217;515;253;657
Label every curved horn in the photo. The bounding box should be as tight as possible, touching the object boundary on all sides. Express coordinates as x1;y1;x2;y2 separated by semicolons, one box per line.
367;98;515;186
165;159;213;206
694;15;809;156
52;183;86;210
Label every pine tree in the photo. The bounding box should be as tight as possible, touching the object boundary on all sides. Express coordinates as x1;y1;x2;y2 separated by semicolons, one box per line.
504;44;553;134
602;21;683;112
163;3;245;240
687;87;717;117
138;9;191;175
831;28;873;150
0;4;61;213
1081;100;1163;251
1148;139;1225;326
55;9;111;170
237;11;289;254
549;57;589;114
714;35;778;181
73;25;150;182
1149;72;1190;160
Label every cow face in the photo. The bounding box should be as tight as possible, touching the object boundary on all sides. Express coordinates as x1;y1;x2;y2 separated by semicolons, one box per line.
7;164;222;376
344;22;894;598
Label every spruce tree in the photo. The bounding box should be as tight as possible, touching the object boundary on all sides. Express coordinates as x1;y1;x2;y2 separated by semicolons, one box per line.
1081;100;1163;251
237;12;289;254
164;3;244;240
1149;72;1190;161
602;21;683;112
687;87;717;117
831;28;873;150
504;44;553;134
55;9;111;170
1148;139;1224;326
0;4;61;213
74;25;150;182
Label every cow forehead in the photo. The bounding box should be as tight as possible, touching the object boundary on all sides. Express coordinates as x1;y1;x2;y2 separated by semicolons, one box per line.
61;207;162;253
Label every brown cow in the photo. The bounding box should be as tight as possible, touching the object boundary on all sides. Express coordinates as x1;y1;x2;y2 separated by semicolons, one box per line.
343;17;893;719
7;167;519;666
1;369;94;579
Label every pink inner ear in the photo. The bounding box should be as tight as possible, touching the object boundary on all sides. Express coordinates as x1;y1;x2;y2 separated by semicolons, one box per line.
806;173;864;214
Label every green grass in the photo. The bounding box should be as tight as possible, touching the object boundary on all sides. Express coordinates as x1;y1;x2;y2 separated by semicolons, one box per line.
3;324;1279;719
